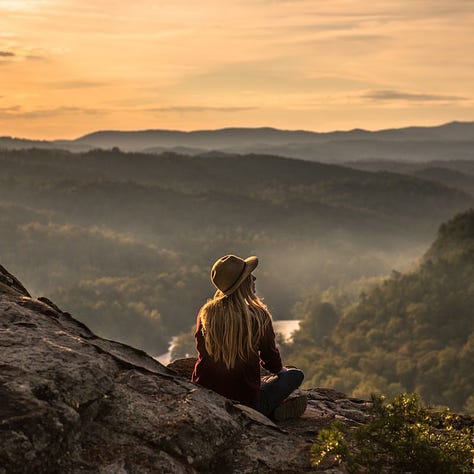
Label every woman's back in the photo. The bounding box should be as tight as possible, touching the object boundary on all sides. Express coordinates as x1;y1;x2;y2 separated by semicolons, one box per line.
191;254;305;419
192;307;282;405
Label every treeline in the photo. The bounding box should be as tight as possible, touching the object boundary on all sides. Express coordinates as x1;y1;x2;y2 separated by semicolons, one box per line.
287;209;474;411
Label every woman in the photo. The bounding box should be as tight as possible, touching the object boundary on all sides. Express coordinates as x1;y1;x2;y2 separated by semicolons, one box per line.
192;254;306;420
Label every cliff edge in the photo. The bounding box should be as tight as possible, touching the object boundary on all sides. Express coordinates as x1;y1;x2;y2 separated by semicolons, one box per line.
0;264;371;473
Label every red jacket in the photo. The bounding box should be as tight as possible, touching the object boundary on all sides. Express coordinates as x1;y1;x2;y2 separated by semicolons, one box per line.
191;312;283;406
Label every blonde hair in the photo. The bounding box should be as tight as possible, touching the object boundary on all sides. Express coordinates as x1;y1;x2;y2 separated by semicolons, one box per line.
200;275;271;369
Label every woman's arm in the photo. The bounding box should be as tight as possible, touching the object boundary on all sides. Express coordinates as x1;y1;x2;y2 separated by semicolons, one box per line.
259;319;283;374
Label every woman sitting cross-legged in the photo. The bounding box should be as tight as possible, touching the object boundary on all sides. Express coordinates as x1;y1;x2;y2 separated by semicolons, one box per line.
191;254;307;421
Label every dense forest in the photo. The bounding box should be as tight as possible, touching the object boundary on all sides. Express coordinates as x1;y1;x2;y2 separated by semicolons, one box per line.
287;209;474;412
346;160;474;197
0;147;472;363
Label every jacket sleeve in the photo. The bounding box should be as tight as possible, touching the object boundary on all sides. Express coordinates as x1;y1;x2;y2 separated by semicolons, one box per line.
259;318;283;374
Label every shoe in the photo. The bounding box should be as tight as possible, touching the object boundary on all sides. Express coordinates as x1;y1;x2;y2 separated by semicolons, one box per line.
272;394;308;421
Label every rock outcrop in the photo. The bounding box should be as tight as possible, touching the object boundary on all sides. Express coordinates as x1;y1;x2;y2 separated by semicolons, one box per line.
0;264;372;473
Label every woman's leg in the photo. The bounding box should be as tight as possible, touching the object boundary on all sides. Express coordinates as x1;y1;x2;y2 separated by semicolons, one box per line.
254;368;304;417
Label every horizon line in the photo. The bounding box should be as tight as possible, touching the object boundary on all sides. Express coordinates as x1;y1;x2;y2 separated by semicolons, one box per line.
1;119;473;142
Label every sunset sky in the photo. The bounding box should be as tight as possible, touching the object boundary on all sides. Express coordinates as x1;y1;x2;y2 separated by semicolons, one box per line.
1;0;473;139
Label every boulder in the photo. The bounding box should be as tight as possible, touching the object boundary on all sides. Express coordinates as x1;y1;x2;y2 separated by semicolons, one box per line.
0;264;371;473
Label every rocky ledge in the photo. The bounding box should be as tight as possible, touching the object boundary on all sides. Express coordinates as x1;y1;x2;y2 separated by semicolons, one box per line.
0;264;372;473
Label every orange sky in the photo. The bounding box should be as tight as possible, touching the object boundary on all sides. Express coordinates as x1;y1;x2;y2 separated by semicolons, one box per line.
1;0;473;139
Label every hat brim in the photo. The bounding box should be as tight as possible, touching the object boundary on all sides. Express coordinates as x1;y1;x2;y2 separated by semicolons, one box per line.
223;256;258;296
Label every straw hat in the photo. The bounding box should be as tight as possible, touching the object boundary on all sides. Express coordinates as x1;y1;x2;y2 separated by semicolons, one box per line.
211;254;258;296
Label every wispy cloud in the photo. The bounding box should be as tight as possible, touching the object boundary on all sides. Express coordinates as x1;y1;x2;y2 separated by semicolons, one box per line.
25;54;47;61
0;106;22;118
334;33;386;43
55;80;107;89
0;51;16;64
0;106;105;119
362;90;469;103
145;106;257;113
0;47;48;63
23;106;104;118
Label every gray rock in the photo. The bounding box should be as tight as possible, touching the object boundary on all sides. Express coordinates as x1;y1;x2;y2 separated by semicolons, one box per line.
0;264;369;473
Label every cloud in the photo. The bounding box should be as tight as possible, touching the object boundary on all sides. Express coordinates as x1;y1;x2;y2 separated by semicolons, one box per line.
334;34;387;43
0;51;16;64
0;49;47;63
0;106;105;119
55;80;107;89
145;106;257;113
176;57;378;98
26;54;47;61
0;106;21;118
361;90;469;103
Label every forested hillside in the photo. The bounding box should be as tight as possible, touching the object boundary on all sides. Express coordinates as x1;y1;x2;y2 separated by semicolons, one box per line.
1;148;472;357
346;160;474;197
288;209;474;411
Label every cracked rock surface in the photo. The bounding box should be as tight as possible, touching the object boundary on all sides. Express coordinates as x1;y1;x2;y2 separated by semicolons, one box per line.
0;264;371;473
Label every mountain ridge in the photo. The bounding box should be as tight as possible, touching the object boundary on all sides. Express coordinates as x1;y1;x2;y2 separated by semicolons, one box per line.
2;121;474;164
73;120;474;142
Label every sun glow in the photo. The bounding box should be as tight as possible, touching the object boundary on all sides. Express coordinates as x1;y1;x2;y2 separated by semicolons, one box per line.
0;0;49;10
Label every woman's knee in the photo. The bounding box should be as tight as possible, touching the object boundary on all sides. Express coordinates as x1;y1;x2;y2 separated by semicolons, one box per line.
285;367;304;389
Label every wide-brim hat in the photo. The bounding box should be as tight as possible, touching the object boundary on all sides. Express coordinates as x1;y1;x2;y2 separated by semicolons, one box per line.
211;254;258;296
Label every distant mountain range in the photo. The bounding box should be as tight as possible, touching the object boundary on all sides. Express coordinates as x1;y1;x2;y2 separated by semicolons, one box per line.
1;121;474;163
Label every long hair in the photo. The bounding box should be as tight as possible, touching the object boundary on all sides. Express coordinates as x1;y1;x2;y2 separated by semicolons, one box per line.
199;275;271;369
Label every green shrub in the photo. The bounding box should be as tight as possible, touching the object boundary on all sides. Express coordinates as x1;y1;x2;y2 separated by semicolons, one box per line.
311;393;474;473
